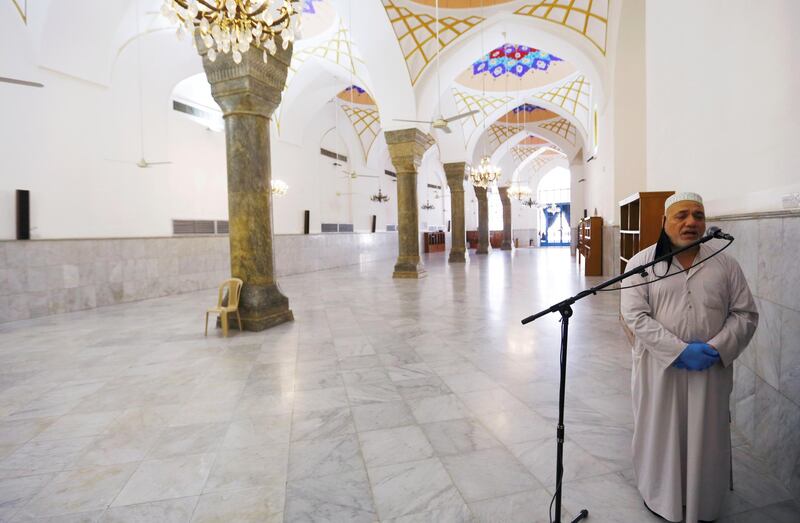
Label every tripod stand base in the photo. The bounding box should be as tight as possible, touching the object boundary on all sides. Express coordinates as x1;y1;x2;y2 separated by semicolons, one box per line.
570;509;589;522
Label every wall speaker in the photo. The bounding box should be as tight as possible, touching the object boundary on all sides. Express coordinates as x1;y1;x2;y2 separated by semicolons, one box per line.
16;190;30;240
304;210;310;234
371;214;377;233
447;220;451;232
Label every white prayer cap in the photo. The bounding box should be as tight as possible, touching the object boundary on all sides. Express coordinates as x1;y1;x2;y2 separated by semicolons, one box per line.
664;192;704;212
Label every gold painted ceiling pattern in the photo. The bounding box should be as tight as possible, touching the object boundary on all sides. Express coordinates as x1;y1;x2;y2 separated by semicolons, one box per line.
382;0;485;85
488;124;523;150
451;88;513;140
514;0;609;55
339;101;382;160
511;144;544;163
530;148;565;171
534;74;590;131
290;22;361;76
538;117;577;145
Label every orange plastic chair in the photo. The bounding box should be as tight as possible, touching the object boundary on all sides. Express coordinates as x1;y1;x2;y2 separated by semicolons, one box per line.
205;278;243;337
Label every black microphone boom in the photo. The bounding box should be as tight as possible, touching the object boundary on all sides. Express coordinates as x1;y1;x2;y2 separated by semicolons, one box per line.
707;226;734;241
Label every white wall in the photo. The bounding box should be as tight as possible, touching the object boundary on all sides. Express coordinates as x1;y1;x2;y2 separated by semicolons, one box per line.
0;2;398;240
646;0;800;215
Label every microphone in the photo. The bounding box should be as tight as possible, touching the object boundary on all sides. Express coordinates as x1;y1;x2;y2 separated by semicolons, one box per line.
706;226;734;241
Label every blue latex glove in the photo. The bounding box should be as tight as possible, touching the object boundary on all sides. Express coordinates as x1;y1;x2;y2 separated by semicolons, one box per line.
673;343;719;371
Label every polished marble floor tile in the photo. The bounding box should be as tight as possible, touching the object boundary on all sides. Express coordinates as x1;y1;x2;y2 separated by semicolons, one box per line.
1;249;797;522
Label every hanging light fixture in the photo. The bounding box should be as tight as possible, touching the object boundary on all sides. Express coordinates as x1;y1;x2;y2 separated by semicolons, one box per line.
509;185;532;201
271;179;289;196
370;188;389;203
421;199;435;210
161;0;302;64
470;156;501;188
521;197;539;208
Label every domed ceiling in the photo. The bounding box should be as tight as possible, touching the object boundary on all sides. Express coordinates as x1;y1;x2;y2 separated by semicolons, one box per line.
497;104;560;124
455;43;576;92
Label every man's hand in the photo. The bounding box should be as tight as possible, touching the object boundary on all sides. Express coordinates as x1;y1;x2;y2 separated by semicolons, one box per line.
672;342;720;371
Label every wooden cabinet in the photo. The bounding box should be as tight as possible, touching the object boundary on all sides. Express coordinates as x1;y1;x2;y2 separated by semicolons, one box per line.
577;216;603;276
423;231;446;253
619;191;674;273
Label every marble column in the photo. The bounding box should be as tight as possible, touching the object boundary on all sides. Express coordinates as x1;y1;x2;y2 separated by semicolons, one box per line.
474;185;490;254
385;128;428;279
443;162;468;263
199;41;294;330
498;185;513;250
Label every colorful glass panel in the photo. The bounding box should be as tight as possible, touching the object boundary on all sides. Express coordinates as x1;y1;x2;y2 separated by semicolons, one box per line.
303;0;323;14
472;44;562;78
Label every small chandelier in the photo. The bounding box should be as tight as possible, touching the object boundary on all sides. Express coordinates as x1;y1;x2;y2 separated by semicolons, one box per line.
509;185;532;201
370;188;389;203
470;156;501;188
421;200;435;210
162;0;302;64
271;179;288;196
521;197;538;208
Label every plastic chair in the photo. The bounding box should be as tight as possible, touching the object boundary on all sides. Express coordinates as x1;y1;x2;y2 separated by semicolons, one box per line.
205;278;243;337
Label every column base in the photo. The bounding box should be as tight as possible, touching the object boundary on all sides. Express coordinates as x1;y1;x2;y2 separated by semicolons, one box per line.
393;256;426;278
239;283;294;331
448;249;468;263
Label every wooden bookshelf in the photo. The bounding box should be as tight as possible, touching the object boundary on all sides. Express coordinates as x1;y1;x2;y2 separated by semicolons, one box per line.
618;191;674;273
423;231;446;253
577;216;603;276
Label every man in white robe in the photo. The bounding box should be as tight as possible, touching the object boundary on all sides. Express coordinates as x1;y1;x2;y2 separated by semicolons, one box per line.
621;192;758;522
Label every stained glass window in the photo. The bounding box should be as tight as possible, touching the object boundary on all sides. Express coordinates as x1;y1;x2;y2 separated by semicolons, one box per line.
472;44;563;78
303;0;323;14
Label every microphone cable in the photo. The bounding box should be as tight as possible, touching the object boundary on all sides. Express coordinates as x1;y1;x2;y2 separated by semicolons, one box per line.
596;237;734;293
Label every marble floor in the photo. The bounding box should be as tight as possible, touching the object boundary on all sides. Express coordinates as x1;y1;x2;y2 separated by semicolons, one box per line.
0;248;797;523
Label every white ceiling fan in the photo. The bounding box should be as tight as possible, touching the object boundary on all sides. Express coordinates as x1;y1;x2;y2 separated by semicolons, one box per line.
107;1;172;169
392;0;478;134
341;168;378;180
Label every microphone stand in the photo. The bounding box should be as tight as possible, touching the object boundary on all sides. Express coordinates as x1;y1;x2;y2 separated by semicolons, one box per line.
521;230;728;523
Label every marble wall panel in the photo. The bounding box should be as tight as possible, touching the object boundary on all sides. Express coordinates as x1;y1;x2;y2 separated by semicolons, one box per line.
602;225;621;277
0;232;398;323
711;213;800;500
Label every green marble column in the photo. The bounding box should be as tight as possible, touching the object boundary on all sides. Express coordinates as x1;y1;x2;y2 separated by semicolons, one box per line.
474;185;490;255
385;129;429;279
199;41;294;330
443;162;468;263
498;185;513;250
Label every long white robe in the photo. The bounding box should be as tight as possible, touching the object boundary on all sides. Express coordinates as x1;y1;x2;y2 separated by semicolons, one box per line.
621;243;758;522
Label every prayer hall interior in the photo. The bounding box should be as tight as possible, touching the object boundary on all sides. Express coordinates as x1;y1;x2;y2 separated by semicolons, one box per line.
1;1;798;521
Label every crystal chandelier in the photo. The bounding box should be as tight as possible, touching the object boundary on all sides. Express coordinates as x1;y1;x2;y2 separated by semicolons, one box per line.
509;185;532;201
421;200;435;210
521;197;538;208
161;0;302;64
271;179;288;196
469;156;501;188
370;188;389;203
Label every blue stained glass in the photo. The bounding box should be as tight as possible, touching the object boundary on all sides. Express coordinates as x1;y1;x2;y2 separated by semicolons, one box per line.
303;0;322;14
471;43;563;79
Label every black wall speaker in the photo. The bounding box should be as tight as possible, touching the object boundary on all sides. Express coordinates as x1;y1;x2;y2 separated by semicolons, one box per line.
304;210;310;234
16;190;30;240
447;220;451;232
371;215;377;233
583;209;588;219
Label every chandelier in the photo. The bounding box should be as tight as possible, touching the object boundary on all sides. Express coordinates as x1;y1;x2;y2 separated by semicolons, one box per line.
370;188;389;203
509;185;532;201
421;200;435;210
521;197;538;208
469;156;501;188
271;179;288;196
162;0;302;64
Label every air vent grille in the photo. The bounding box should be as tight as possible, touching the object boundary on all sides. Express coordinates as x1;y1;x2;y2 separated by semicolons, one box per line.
172;219;226;235
320;148;348;162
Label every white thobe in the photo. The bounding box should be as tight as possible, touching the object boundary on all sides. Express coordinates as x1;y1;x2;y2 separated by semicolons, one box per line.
621;243;758;522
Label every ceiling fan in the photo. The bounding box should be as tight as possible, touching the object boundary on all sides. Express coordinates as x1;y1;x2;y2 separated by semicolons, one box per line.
341;168;378;180
393;0;478;134
107;1;172;169
394;110;479;134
